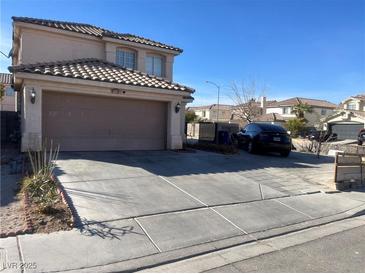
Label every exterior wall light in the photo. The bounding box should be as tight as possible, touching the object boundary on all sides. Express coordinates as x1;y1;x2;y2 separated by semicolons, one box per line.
175;102;181;113
30;88;36;104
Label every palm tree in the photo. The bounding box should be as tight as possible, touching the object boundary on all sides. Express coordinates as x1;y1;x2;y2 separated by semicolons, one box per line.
292;102;313;119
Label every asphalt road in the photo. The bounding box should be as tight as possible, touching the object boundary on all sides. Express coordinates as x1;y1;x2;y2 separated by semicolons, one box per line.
207;225;365;273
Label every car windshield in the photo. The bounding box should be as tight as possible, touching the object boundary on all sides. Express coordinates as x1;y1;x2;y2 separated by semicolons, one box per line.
256;124;287;133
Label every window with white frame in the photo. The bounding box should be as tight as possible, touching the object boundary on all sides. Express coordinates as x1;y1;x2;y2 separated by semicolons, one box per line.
347;102;357;110
116;49;136;69
145;55;164;77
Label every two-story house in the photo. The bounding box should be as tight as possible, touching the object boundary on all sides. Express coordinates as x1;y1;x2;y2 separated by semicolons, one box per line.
186;104;233;122
0;73;16;111
323;94;365;140
9;17;194;151
265;97;337;127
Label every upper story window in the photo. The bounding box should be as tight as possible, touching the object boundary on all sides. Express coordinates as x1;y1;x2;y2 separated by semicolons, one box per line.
145;55;164;77
283;107;291;114
347;102;357;110
321;109;327;115
116;48;136;69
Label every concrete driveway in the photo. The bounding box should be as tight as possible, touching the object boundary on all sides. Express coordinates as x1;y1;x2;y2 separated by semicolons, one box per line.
7;150;364;272
55;150;336;224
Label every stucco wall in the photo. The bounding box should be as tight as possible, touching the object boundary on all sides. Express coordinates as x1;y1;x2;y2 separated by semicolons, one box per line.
266;107;283;114
19;28;105;64
105;42;174;81
18;27;175;81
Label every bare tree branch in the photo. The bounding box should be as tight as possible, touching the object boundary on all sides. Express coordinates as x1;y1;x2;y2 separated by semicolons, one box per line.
229;80;266;123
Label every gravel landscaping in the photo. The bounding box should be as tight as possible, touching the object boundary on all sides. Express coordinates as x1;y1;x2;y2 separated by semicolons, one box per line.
1;146;73;237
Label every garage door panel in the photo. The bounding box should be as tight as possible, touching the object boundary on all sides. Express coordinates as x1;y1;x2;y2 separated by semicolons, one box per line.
43;91;167;151
330;123;364;140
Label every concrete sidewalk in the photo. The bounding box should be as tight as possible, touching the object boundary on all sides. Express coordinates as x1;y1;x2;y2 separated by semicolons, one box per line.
1;191;364;273
143;215;365;273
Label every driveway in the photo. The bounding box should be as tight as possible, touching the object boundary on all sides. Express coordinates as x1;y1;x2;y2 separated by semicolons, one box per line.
6;150;364;272
55;150;336;224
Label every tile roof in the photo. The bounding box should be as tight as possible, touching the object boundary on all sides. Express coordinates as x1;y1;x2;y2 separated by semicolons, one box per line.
9;58;194;93
352;94;365;100
0;73;12;85
12;16;183;53
268;97;337;108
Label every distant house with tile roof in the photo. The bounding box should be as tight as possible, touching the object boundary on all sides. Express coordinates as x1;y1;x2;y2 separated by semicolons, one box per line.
10;16;194;151
186;104;233;122
265;97;337;128
323;93;365;140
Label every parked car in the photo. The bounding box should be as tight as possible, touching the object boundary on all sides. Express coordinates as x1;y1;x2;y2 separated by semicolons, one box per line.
231;123;292;157
358;129;365;145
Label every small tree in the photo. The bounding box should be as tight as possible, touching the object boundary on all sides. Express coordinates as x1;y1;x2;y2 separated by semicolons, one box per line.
185;111;199;123
286;118;305;137
230;80;265;123
292;102;313;120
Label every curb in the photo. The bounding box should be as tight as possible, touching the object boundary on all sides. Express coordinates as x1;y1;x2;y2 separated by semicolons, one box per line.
56;181;82;228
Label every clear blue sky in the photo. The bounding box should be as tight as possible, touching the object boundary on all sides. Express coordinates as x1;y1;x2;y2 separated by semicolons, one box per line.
1;0;364;106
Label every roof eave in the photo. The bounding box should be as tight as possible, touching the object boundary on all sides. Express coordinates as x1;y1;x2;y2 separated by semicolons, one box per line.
12;71;193;96
101;36;182;55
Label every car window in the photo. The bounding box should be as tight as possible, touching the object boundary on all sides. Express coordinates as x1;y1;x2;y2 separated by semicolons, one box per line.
257;124;286;133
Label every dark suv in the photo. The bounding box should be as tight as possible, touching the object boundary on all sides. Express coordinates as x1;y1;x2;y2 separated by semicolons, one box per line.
231;123;292;157
358;129;365;145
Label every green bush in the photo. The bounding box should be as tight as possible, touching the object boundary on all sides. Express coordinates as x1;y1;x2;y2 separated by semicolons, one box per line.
22;141;60;213
286;118;306;137
22;175;59;213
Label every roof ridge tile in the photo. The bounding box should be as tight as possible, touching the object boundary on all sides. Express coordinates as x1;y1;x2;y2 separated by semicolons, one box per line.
12;16;182;52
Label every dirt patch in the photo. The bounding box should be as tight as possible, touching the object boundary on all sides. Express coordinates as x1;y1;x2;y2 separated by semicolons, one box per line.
26;195;73;234
0;193;27;236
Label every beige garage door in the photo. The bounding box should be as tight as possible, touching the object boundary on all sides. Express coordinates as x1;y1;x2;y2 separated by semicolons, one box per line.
42;91;167;151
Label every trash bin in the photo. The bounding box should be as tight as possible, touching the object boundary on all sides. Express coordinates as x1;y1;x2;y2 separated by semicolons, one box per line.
218;130;229;145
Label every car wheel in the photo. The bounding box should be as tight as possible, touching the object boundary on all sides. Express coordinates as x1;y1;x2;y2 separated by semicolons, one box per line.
247;141;255;154
358;140;363;146
280;150;290;157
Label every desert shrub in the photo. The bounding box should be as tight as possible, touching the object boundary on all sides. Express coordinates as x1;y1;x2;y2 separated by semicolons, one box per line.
22;141;60;213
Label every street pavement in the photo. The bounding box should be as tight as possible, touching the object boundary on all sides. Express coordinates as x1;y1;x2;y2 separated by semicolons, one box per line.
207;224;365;272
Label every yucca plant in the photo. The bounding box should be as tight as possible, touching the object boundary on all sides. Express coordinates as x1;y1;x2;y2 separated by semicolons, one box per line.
23;140;60;213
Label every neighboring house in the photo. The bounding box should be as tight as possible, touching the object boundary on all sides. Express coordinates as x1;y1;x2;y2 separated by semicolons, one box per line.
186;104;233;122
10;17;194;151
253;113;286;126
265;97;337;127
0;73;16;111
323;94;365;140
230;97;277;127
